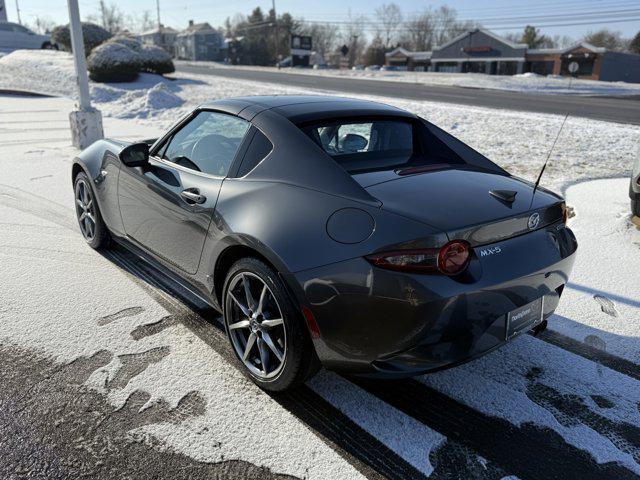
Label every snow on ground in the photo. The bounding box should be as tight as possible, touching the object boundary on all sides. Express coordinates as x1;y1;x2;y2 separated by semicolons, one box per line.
177;60;640;97
1;96;639;476
554;178;640;362
1;50;637;191
2;52;640;477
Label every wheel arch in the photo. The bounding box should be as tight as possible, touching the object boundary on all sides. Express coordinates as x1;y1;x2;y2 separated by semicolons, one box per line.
213;242;296;308
71;161;87;184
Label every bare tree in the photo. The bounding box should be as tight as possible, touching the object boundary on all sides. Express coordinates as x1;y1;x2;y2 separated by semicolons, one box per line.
340;15;367;67
583;29;626;51
97;0;125;34
404;11;436;51
552;34;574;49
375;3;402;48
299;22;339;58
29;15;56;34
126;10;154;34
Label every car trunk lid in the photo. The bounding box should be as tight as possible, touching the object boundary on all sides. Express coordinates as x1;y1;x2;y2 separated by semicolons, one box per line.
361;168;563;245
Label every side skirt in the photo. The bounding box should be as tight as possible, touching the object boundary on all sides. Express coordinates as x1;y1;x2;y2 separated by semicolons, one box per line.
109;236;220;312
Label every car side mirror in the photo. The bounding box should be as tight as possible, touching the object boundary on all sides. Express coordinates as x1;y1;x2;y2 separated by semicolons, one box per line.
119;142;149;167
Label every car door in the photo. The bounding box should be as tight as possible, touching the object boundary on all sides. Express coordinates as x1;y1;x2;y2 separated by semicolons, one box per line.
12;24;36;48
117;110;251;274
0;23;16;49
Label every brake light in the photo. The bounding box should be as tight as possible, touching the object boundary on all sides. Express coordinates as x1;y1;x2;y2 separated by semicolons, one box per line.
366;240;471;275
437;240;471;275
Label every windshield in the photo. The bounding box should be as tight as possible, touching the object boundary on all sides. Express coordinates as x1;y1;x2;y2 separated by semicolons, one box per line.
301;118;466;174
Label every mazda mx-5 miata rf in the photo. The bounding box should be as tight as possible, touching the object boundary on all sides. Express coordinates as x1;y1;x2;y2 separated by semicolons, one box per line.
72;95;577;391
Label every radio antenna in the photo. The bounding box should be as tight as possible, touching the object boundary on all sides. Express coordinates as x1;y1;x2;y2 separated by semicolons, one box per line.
530;112;569;205
529;63;578;208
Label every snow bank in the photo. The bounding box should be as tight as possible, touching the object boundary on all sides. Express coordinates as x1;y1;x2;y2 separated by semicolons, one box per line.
0;49;76;97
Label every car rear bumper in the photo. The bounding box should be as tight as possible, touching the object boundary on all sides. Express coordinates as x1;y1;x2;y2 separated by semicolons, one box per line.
288;222;577;376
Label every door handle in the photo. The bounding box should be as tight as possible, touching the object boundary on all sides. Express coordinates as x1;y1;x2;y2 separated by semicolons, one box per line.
180;188;206;204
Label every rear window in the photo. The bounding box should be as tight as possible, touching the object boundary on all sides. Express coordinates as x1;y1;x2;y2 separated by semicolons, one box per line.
301;118;465;174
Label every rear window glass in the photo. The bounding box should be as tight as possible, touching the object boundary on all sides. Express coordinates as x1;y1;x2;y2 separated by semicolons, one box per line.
301;118;465;174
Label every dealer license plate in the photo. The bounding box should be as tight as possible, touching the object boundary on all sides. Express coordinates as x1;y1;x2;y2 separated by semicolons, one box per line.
506;297;543;340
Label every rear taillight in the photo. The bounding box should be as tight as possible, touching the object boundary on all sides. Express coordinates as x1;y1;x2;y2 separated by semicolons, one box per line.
366;240;471;275
561;202;569;224
437;240;471;275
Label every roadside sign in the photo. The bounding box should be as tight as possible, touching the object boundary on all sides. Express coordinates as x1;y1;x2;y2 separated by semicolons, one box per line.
568;61;579;74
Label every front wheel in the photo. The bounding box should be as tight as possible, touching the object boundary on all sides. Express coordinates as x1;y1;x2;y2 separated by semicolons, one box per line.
74;172;109;249
223;258;319;391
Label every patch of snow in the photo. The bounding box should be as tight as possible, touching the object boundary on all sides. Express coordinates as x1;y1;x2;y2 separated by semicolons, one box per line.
554;178;640;363
0;49;76;97
87;41;140;69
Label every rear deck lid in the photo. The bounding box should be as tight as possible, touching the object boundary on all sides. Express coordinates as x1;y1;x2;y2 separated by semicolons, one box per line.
364;168;563;245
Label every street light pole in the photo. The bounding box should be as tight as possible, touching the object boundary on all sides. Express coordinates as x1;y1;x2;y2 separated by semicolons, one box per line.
272;0;279;67
67;0;103;148
14;0;21;24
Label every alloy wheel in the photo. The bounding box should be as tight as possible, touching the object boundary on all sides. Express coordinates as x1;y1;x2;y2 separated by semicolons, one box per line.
226;272;286;379
75;178;97;241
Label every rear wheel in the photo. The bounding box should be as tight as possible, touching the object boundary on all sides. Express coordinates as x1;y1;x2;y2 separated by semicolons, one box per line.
223;258;319;391
74;172;109;249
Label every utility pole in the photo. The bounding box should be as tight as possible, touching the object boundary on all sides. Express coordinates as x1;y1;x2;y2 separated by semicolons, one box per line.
67;0;103;148
156;0;163;49
99;0;106;30
14;0;21;24
0;0;7;22
272;0;279;67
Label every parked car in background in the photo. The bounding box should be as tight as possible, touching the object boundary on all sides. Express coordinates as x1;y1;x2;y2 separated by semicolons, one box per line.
0;22;55;51
313;63;328;70
352;64;365;70
365;65;380;71
630;147;640;217
381;65;399;71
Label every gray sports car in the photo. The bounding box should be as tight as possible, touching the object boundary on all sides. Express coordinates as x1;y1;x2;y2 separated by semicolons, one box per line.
72;95;577;391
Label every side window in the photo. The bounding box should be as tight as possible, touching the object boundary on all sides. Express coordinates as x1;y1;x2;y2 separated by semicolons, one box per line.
237;129;273;177
162;111;250;176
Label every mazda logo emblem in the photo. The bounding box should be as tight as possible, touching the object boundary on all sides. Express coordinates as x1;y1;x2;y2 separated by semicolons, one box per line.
528;212;540;230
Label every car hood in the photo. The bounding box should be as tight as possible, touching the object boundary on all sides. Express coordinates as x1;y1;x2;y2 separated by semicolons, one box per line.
361;168;563;241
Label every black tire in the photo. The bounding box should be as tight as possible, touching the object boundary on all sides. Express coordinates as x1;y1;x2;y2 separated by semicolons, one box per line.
222;257;319;391
632;198;640;217
74;172;109;249
41;41;57;50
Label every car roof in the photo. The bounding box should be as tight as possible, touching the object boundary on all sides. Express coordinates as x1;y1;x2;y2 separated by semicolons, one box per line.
200;95;416;123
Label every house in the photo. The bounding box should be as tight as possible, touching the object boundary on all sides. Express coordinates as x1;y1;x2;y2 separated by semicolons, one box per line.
138;25;178;56
385;28;640;82
526;42;640;83
430;29;528;75
385;47;431;71
175;20;225;62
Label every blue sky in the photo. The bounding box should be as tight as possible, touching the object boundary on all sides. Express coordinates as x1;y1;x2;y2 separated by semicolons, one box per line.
8;0;640;40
